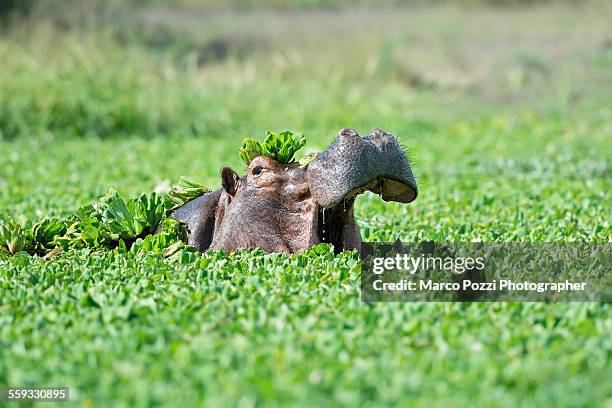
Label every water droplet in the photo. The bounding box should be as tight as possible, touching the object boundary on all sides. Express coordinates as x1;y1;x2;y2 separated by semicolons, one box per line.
321;208;327;241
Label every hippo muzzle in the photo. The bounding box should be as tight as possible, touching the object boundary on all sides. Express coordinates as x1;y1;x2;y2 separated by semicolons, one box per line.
304;128;418;253
307;127;417;207
170;128;417;254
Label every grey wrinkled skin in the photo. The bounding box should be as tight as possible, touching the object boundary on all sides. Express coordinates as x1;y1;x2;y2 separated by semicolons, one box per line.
169;128;417;254
307;128;417;207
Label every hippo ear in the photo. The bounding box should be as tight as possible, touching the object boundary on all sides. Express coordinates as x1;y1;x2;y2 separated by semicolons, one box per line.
221;166;239;197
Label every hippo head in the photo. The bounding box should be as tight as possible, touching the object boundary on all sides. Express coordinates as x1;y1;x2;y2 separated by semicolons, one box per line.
171;128;417;254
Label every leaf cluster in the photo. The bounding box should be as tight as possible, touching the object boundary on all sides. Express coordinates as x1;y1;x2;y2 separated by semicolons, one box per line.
54;189;168;252
0;179;209;258
239;130;306;165
165;178;211;210
0;217;69;256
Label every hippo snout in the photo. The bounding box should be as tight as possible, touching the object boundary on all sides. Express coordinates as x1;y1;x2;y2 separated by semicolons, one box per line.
306;128;418;208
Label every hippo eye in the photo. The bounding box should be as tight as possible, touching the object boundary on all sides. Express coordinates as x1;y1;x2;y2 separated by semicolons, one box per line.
252;166;263;175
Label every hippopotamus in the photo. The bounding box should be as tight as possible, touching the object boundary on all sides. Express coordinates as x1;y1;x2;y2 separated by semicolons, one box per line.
171;128;417;254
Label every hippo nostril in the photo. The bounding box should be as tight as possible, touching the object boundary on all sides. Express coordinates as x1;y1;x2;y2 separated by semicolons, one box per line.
369;128;385;138
339;128;359;138
368;128;395;142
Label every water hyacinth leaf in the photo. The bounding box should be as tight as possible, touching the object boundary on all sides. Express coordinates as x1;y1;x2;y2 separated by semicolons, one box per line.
239;139;263;166
129;218;187;256
99;191;140;239
31;217;68;253
0;218;32;255
51;189;170;253
239;130;306;165
166;178;210;209
135;192;166;233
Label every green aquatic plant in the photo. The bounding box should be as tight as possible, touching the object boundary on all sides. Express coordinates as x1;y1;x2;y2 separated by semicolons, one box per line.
166;177;211;210
0;181;206;257
0;218;31;255
239;130;306;165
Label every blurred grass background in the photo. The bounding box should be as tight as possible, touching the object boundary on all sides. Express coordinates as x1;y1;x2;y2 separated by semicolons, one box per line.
1;0;611;141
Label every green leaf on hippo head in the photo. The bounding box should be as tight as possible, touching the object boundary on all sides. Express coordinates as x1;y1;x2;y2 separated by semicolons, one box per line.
239;130;306;165
239;138;264;165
